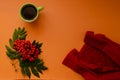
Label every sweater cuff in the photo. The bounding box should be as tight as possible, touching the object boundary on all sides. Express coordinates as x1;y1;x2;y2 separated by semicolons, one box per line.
62;49;80;71
62;49;97;79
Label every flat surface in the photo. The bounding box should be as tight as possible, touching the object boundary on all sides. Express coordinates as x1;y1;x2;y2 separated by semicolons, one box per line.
0;0;120;80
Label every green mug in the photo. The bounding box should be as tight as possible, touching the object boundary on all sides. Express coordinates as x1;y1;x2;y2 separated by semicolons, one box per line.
20;3;44;22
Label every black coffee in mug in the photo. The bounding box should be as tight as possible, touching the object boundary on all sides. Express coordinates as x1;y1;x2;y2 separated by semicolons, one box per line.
21;4;37;20
20;3;44;22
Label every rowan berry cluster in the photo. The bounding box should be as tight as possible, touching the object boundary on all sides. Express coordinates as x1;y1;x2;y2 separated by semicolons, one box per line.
13;39;40;62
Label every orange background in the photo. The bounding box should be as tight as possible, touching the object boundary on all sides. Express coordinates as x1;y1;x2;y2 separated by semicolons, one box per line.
0;0;120;80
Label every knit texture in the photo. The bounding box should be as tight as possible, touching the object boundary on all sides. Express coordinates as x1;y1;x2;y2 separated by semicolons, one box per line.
62;31;120;80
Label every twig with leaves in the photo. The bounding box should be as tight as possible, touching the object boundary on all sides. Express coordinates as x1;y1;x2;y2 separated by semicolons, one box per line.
5;27;48;78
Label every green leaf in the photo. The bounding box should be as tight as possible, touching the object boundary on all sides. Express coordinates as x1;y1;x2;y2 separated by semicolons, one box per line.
12;29;18;41
36;43;43;48
36;66;43;74
34;58;41;64
6;52;14;59
19;34;27;40
5;45;15;53
6;52;20;59
36;60;47;73
21;67;26;76
32;40;36;44
31;67;40;78
17;27;21;34
20;31;27;35
20;27;25;33
5;45;20;59
25;67;31;78
20;62;31;78
18;27;26;34
20;60;31;68
41;66;48;70
36;60;44;74
20;60;25;68
28;59;41;67
9;39;13;48
12;27;27;40
37;61;44;67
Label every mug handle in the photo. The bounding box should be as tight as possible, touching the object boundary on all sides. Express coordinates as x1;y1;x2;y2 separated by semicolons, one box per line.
37;6;44;12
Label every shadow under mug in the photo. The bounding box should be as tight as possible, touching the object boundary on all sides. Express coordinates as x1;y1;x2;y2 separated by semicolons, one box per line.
20;3;44;22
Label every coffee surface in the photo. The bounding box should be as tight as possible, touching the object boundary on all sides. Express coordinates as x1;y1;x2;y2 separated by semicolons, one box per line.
21;5;37;20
